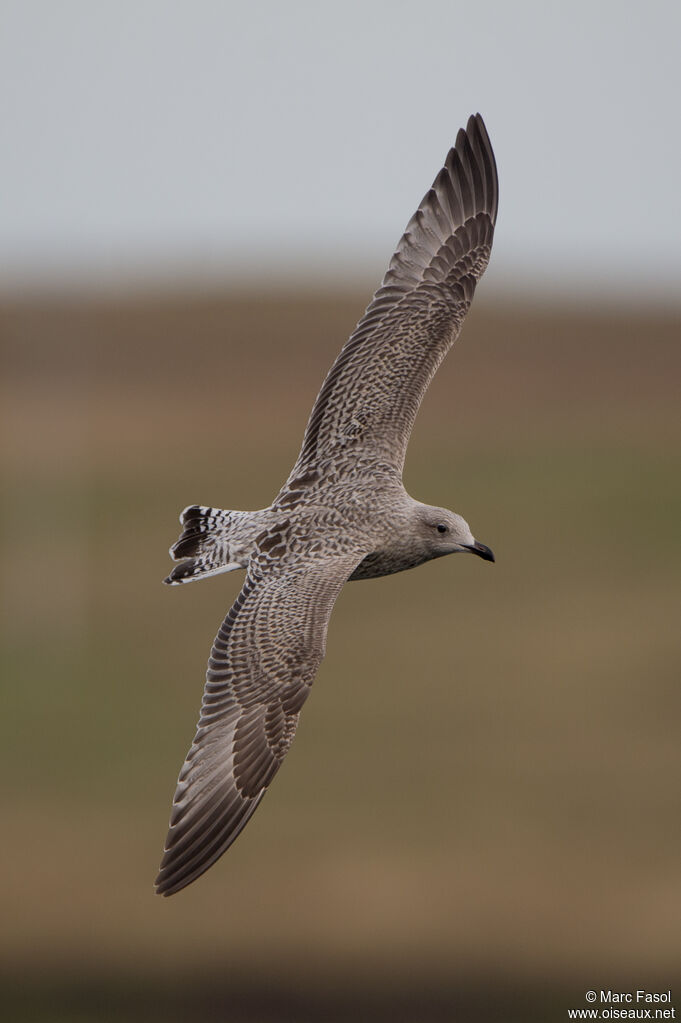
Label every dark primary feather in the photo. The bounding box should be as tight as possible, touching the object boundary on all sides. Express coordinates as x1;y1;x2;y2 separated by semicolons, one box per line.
287;113;498;481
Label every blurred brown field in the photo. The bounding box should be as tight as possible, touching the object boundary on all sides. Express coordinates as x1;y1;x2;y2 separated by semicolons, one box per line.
1;290;680;1021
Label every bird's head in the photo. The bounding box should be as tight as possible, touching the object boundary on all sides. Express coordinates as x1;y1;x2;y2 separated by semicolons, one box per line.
415;504;495;564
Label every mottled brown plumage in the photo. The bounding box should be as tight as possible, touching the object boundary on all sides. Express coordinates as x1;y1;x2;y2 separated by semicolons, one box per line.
156;114;498;896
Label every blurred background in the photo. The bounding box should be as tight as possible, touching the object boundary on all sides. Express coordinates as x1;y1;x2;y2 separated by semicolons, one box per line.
2;2;680;1021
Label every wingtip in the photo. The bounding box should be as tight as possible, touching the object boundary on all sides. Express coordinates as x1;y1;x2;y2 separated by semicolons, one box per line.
468;111;485;132
154;876;175;897
463;112;498;226
154;857;187;897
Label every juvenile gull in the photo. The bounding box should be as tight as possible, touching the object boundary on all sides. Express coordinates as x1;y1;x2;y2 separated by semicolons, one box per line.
156;113;498;896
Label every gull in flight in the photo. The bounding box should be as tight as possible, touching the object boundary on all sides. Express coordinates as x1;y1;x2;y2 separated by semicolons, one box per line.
156;113;498;896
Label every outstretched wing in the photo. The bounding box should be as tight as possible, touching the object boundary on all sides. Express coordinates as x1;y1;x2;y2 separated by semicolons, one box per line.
155;547;361;896
290;113;498;479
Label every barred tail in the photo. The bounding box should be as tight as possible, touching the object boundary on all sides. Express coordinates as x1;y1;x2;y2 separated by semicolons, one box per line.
163;505;245;585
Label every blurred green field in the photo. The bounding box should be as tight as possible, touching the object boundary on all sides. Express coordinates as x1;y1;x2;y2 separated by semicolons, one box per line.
1;291;680;1021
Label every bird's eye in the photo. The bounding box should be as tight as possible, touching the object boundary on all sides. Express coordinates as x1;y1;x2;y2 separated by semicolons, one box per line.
436;523;448;534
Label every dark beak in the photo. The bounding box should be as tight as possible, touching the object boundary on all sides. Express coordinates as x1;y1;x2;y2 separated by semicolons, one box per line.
464;541;495;563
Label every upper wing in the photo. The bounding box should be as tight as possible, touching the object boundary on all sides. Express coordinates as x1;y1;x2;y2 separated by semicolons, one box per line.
289;113;497;480
155;546;361;896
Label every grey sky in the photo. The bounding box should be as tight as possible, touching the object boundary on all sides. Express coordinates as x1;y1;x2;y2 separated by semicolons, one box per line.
1;0;679;300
